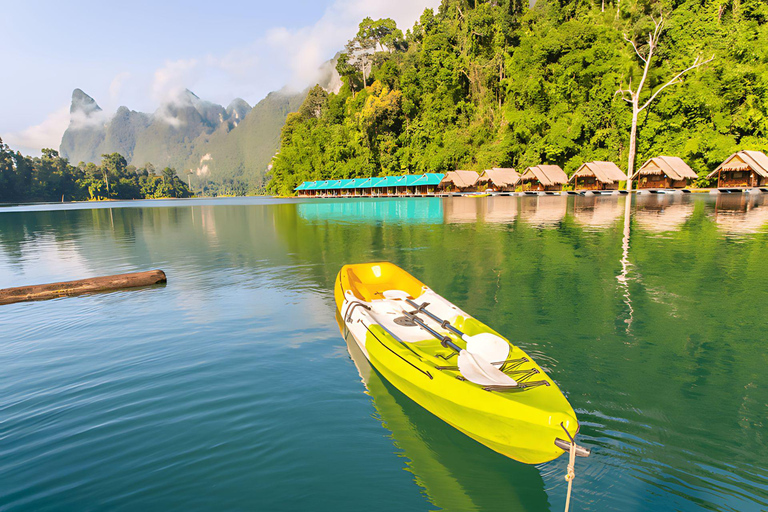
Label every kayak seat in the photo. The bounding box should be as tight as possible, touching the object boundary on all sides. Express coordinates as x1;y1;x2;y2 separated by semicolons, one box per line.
343;263;424;302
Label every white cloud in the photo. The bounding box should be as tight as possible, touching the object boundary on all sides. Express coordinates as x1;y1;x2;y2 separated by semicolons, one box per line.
4;105;70;155
195;153;212;176
152;58;200;104
147;0;440;102
109;72;132;100
6;0;441;154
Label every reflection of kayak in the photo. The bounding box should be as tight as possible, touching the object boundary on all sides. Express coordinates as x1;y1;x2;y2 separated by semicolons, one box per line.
338;315;550;511
334;262;587;465
466;192;490;197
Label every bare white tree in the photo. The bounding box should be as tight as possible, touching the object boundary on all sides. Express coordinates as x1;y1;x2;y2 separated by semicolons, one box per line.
616;15;714;191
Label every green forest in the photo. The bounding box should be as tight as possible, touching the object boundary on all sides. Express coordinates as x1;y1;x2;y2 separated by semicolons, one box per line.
0;138;192;203
267;0;768;195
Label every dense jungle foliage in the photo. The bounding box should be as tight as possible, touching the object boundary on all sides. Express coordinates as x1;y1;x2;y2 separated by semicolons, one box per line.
0;138;192;203
268;0;768;195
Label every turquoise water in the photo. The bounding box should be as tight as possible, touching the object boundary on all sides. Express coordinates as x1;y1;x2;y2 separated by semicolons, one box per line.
1;194;767;511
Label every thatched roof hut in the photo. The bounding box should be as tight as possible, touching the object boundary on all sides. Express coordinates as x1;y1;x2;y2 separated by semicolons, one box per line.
520;165;568;191
477;168;520;191
439;170;480;191
570;161;626;190
631;156;697;189
706;150;768;188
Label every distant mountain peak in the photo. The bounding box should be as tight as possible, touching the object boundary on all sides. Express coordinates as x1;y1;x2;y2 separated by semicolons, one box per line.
226;98;252;122
70;88;102;115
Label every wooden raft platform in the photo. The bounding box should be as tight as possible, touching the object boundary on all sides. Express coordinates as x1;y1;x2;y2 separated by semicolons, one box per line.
0;270;167;305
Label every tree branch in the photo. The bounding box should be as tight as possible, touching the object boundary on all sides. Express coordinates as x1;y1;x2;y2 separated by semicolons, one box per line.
639;54;715;112
623;33;646;63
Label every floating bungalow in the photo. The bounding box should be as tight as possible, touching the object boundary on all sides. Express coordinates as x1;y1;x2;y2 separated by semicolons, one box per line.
631;156;697;189
476;168;520;192
570;161;626;191
439;170;480;192
520;165;568;192
706;150;768;189
294;173;445;197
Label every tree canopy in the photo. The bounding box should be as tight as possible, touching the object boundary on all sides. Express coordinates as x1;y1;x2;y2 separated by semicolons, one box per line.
0;138;192;203
268;0;768;196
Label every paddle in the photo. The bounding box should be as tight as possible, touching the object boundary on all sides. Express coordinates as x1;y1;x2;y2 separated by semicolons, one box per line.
403;298;510;366
394;306;519;389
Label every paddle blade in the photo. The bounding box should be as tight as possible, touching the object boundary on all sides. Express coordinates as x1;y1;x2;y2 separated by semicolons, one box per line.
458;350;518;387
464;333;510;367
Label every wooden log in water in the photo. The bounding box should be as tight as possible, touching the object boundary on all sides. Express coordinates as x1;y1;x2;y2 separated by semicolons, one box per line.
0;270;167;305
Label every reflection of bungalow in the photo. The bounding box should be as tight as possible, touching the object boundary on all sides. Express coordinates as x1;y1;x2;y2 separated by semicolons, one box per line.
634;195;694;232
570;161;626;191
518;196;566;227
706;150;768;188
484;196;518;223
443;197;479;223
520;165;568;192
713;194;768;234
572;195;626;228
476;168;520;192
631;156;697;189
439;170;480;192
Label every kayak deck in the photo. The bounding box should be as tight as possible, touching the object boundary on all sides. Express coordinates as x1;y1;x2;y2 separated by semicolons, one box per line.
335;262;582;465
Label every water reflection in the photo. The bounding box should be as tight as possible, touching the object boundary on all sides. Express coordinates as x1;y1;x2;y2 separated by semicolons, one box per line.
443;197;480;224
634;195;695;232
298;198;444;224
485;196;518;224
341;318;551;512
518;196;566;228
712;194;768;235
573;196;626;230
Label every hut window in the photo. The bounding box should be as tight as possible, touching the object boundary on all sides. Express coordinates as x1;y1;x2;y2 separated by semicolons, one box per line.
732;171;745;179
650;174;663;181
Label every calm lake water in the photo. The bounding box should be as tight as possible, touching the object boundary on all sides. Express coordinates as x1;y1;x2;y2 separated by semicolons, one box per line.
1;194;767;511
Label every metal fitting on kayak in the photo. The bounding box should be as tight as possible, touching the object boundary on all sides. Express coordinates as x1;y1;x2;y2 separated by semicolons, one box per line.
554;438;591;457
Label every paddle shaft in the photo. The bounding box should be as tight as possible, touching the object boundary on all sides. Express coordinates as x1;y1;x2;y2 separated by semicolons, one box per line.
405;298;465;338
402;311;463;353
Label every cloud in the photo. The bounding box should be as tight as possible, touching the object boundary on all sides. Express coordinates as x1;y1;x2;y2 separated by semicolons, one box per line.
195;153;212;176
152;58;200;104
4;105;71;155
147;0;440;104
6;0;441;154
109;72;132;100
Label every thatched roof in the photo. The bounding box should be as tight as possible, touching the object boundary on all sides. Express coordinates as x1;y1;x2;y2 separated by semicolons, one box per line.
706;150;768;178
632;156;697;180
478;168;520;187
520;165;567;186
440;170;480;189
570;161;626;184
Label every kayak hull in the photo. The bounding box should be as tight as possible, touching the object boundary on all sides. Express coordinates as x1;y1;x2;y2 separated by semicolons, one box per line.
335;262;579;465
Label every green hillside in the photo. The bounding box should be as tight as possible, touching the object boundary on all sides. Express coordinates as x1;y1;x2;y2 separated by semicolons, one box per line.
267;0;768;195
60;89;305;195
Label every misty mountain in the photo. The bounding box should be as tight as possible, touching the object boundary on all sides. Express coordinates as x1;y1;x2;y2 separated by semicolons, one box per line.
59;88;304;194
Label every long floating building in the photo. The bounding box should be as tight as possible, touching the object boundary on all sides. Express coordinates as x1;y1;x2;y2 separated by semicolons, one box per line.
295;173;445;197
294;151;768;197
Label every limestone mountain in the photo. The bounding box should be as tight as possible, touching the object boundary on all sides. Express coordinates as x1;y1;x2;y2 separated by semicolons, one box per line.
59;88;304;194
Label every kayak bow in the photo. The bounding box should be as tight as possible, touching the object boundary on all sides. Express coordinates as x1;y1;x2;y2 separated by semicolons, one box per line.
335;262;588;465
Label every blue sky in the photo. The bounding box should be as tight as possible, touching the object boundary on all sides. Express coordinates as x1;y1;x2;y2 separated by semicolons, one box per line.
1;0;440;155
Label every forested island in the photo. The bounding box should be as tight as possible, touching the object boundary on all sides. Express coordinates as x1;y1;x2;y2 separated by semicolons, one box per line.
267;0;768;195
0;138;191;203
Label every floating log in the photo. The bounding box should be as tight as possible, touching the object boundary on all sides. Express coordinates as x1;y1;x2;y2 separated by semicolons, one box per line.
0;270;167;305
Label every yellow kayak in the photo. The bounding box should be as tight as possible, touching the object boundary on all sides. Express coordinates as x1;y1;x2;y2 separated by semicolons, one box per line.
334;262;588;465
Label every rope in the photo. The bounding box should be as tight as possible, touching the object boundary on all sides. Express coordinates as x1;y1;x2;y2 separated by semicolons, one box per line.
563;437;577;512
